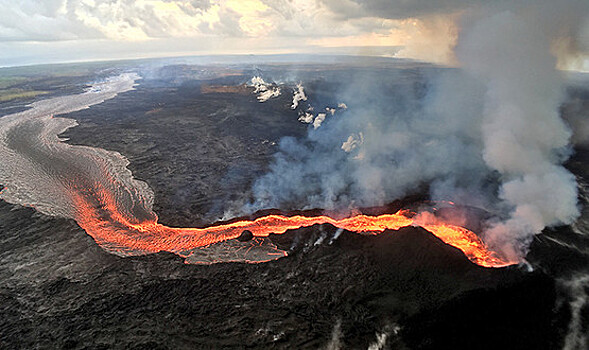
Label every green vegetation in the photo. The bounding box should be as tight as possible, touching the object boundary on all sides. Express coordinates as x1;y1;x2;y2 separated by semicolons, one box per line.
0;61;109;102
0;76;28;89
0;89;48;102
0;59;145;102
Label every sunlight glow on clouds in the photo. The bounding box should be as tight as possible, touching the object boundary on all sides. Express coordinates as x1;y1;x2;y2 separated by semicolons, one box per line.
309;15;458;65
0;0;586;68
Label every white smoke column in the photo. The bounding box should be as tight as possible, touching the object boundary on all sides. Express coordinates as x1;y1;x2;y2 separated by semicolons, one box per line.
325;319;343;350
562;275;589;350
367;331;388;350
298;112;314;123
249;76;281;102
257;87;281;102
291;83;307;109
341;132;364;153
250;76;267;92
313;113;326;129
457;10;580;260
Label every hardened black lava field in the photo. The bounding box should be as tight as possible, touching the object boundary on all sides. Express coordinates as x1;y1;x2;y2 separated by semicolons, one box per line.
0;58;588;349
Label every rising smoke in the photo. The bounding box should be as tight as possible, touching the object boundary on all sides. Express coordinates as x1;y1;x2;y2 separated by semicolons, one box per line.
456;3;588;260
243;1;589;260
248;76;281;102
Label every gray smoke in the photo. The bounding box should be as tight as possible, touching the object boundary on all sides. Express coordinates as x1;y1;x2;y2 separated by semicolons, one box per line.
246;67;491;213
562;274;589;350
456;4;587;260
243;2;589;261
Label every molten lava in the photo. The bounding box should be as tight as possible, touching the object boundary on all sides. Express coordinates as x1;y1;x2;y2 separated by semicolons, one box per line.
71;183;513;267
0;73;515;270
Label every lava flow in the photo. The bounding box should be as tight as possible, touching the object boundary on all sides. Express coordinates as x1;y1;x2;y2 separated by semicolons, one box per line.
72;183;513;267
0;73;515;268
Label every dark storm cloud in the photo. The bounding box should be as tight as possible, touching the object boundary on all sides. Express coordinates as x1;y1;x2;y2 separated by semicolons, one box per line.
320;0;589;31
317;0;538;19
319;0;479;19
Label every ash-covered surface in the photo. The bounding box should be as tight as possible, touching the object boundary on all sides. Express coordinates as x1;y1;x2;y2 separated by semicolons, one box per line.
1;61;588;349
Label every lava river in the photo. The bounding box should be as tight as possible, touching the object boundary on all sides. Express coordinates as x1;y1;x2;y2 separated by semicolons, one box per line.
75;189;512;267
0;74;514;268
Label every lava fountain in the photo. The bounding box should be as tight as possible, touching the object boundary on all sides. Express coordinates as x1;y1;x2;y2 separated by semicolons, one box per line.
0;74;514;268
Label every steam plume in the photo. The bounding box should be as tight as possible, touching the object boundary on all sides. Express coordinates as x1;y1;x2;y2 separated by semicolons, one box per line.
291;83;307;109
249;76;281;102
243;2;589;260
456;4;587;260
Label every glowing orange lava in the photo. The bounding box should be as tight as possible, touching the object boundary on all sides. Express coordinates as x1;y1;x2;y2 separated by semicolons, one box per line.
71;183;514;268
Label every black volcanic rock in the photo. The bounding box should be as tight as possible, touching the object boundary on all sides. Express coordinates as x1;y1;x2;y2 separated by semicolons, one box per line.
237;229;254;242
0;199;550;349
401;272;558;350
273;224;484;273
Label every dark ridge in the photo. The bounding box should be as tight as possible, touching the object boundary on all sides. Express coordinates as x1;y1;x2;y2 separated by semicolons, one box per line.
272;223;486;272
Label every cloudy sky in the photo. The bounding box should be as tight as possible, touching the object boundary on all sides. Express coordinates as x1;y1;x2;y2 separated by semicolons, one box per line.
0;0;587;69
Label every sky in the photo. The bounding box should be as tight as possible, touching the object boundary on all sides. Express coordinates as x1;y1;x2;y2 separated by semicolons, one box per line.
0;0;587;69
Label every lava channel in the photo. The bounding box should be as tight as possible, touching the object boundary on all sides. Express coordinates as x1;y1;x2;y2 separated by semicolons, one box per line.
72;183;513;268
